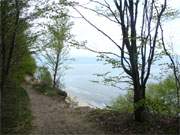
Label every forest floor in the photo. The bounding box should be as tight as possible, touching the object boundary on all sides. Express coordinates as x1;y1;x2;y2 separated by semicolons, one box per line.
24;84;106;135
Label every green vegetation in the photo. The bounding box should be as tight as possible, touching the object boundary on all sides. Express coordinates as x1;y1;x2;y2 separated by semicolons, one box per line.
109;75;179;117
146;75;179;117
1;0;37;134
87;74;179;133
1;46;35;134
109;91;133;113
37;8;73;89
1;47;36;134
1;0;179;134
2;81;32;134
34;66;67;97
33;83;61;97
11;53;36;83
33;81;67;98
87;108;177;134
73;0;170;122
36;67;53;86
87;75;178;133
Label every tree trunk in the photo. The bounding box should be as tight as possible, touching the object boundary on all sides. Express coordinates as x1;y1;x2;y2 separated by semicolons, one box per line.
53;72;57;88
53;52;60;88
6;0;20;75
134;85;146;122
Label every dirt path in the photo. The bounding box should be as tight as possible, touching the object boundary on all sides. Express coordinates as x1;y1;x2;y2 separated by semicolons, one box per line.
24;84;105;135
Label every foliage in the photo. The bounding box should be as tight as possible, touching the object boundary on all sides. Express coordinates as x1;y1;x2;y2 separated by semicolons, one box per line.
33;82;67;98
47;15;72;87
38;11;73;88
36;66;53;86
87;108;177;134
1;1;36;134
29;0;77;89
21;54;36;75
34;66;67;97
72;0;170;121
146;75;179;116
108;75;179;117
9;12;36;82
108;91;133;113
33;83;58;96
0;0;30;74
11;53;36;83
2;81;32;134
1;0;37;83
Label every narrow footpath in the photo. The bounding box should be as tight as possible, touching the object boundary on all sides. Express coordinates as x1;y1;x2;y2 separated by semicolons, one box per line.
24;84;105;135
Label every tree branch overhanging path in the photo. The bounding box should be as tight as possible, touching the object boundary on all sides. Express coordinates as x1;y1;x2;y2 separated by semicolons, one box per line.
71;0;167;122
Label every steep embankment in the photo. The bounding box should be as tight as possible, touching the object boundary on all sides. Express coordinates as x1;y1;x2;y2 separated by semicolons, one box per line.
24;84;105;135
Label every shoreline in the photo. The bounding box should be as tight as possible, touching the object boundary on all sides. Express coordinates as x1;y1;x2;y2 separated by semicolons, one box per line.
62;87;109;109
65;94;100;108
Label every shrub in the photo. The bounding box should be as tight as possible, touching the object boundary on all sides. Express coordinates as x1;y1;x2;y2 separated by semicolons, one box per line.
11;53;36;83
108;91;133;113
35;66;52;86
34;66;68;98
108;75;179;117
33;82;67;98
146;75;178;116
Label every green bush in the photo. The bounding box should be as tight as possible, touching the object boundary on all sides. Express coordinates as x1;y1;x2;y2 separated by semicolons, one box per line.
21;54;36;75
33;83;67;98
108;91;133;113
11;53;36;83
108;75;179;117
34;67;67;98
33;83;56;96
36;66;52;86
146;75;178;116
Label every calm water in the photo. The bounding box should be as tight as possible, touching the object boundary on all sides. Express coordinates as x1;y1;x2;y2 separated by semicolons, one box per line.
62;56;170;108
63;57;126;108
35;52;172;108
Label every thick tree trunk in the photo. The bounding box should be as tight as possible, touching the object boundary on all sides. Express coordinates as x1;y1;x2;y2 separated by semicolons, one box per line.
134;85;145;122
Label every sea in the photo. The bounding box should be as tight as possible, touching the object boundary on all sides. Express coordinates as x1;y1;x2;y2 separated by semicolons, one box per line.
63;56;170;108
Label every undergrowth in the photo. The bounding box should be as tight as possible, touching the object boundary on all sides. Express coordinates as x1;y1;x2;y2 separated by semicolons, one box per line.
2;81;32;134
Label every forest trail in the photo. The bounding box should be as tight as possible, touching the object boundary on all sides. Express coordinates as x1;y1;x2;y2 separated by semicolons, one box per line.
24;84;105;135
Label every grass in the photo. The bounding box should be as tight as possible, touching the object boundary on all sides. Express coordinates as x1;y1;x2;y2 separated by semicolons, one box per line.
2;81;32;135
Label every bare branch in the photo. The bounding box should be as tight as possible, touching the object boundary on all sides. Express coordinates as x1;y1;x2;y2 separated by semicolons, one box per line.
76;4;120;24
144;0;167;84
71;5;122;51
85;47;121;58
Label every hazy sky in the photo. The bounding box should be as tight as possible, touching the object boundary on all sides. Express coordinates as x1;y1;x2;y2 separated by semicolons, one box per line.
69;0;180;57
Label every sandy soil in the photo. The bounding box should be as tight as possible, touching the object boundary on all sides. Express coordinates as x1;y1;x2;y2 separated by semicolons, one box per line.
24;84;106;135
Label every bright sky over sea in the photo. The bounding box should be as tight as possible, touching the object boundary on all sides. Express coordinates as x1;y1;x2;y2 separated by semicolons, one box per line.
69;0;180;57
